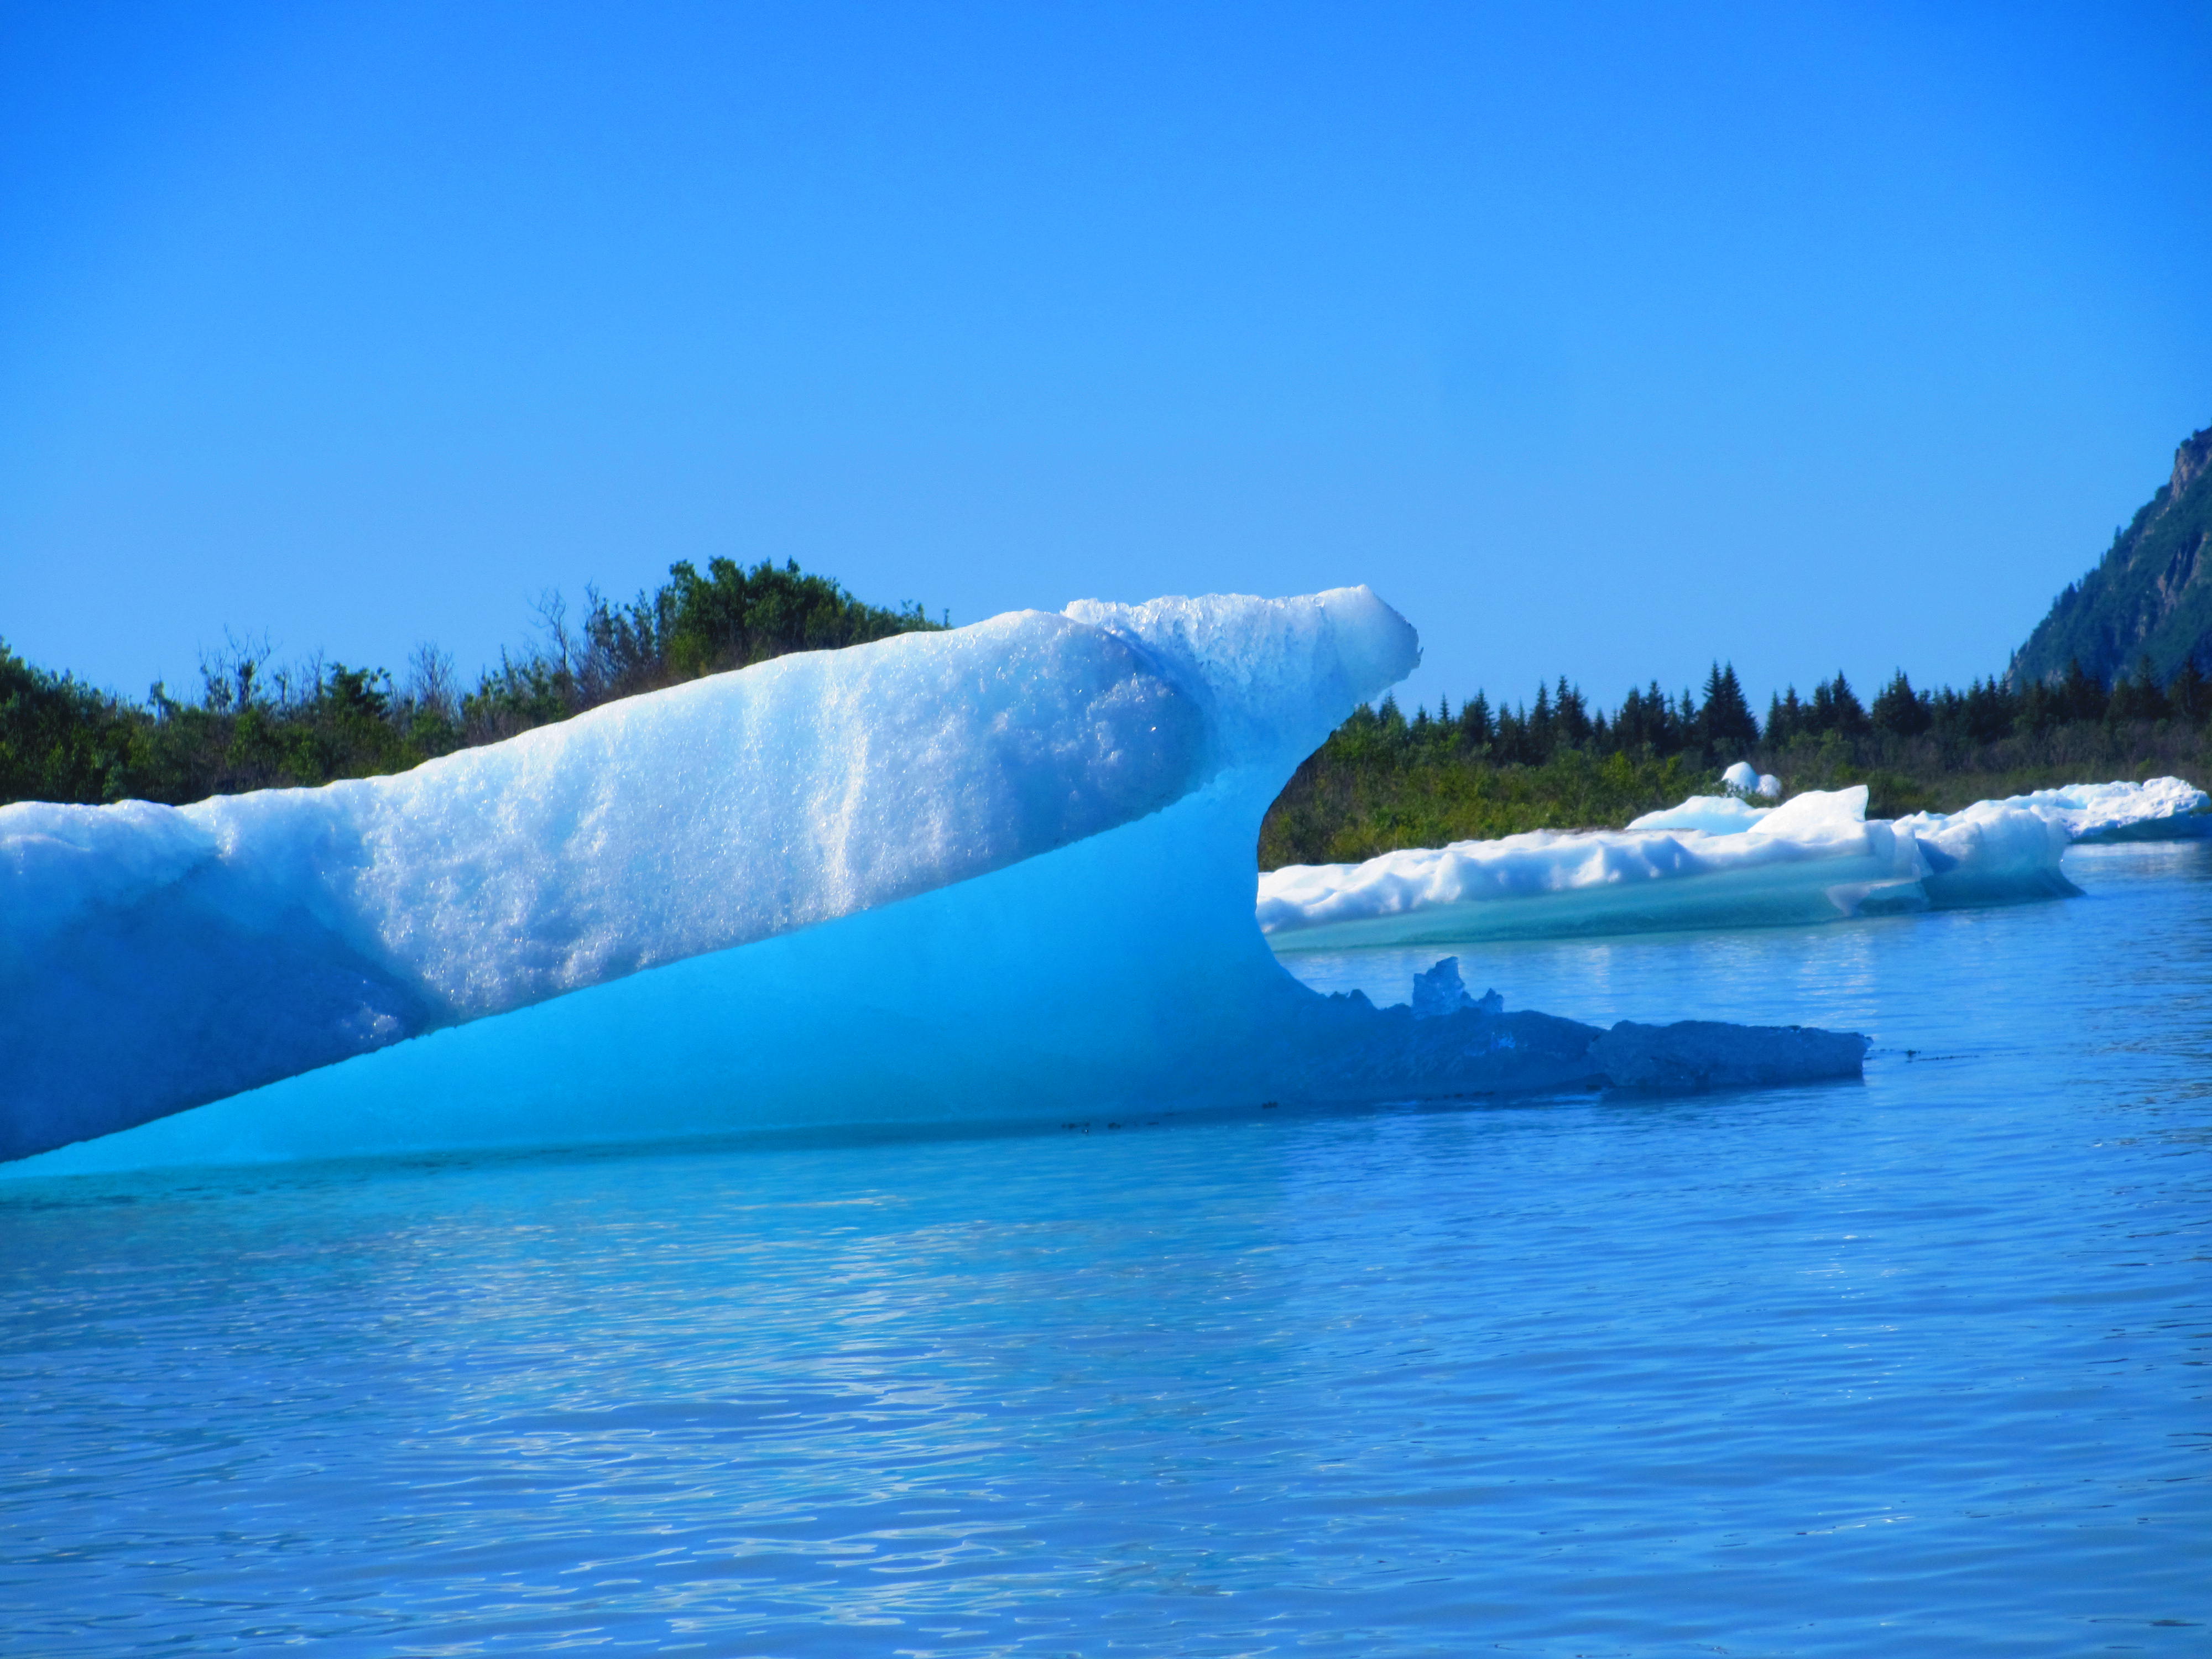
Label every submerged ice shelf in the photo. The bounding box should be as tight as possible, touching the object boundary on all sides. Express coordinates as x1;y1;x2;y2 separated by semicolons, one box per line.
1259;775;2208;952
2;590;1867;1177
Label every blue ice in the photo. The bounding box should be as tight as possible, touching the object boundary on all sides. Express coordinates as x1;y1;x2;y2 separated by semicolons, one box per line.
2;590;1863;1176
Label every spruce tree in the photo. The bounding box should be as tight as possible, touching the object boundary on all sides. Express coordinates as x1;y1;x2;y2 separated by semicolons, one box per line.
2168;656;2211;724
1459;691;1494;746
1963;677;2016;742
1699;662;1759;752
1556;677;1592;747
1766;687;1803;747
1614;685;1653;751
1871;670;1932;737
1494;702;1528;764
2107;655;2170;722
1827;672;1870;736
1528;683;1554;761
2060;659;2105;724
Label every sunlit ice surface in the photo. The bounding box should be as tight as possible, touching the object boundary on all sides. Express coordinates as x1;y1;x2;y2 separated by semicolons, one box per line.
2;588;1867;1180
2;841;2206;1655
0;589;1423;1169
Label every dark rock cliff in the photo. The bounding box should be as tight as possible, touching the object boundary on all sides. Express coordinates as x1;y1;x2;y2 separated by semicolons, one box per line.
2011;424;2212;687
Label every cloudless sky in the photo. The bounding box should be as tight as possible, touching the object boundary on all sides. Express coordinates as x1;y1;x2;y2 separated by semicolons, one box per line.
3;0;2208;716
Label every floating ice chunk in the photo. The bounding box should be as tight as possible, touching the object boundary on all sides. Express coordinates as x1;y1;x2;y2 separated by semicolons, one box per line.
1590;1020;1872;1092
1;587;1867;1176
1985;777;2211;842
1259;784;2075;950
1411;956;1474;1018
1893;799;2077;904
1720;760;1760;795
1756;773;1782;799
1412;956;1486;1018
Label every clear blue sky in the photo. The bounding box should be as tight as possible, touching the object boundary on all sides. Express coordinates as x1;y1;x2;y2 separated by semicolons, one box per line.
3;1;2208;716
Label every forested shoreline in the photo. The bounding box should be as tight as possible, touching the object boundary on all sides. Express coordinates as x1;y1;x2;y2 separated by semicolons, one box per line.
0;559;942;808
6;579;2208;870
1256;660;2212;867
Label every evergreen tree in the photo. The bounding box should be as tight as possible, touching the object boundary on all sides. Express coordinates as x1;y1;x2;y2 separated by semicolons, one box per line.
1698;662;1759;752
2107;655;2171;722
2059;658;2105;724
1649;681;1686;755
1493;702;1530;764
1962;676;2017;742
2018;677;2060;735
1459;691;1494;746
1527;683;1555;761
2168;655;2212;724
1765;686;1803;747
1555;677;1592;748
1613;685;1659;752
1807;672;1868;737
1870;670;1933;737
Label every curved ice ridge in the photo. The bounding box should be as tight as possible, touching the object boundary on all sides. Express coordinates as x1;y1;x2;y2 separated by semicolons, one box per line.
1259;784;2086;950
1;588;1869;1175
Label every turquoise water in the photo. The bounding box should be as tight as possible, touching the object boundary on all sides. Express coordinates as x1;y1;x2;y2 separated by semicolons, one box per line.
3;842;2207;1656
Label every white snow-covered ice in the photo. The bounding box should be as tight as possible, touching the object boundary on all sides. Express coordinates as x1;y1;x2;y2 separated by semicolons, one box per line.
1631;775;2206;846
2;590;1869;1175
1259;784;2083;951
1718;761;1783;800
1983;777;2210;842
1628;793;1776;834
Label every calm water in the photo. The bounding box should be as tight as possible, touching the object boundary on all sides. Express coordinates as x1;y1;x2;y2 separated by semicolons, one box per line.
3;843;2208;1656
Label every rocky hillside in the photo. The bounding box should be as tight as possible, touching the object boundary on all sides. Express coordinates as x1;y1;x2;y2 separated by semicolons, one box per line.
2011;424;2212;687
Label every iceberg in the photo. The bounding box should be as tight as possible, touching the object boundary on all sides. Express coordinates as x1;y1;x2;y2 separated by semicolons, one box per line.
1;591;1867;1176
1631;775;2208;846
1258;785;2077;951
1983;777;2211;842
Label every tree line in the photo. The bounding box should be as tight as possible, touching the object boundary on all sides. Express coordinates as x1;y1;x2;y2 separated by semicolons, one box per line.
1;559;943;808
1354;654;2212;769
1259;655;2212;867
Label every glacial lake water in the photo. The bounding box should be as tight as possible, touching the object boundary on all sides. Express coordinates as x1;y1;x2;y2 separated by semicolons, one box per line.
3;841;2208;1656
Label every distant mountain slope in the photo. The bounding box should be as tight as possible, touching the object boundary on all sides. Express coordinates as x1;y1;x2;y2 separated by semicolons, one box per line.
2011;424;2212;687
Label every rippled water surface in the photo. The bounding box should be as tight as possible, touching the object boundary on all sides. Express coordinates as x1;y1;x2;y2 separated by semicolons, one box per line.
4;843;2208;1656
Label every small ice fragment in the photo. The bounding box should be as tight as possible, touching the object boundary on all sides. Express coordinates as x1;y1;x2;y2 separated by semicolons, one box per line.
1721;760;1760;796
1412;956;1477;1019
1475;987;1504;1014
1755;773;1781;799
